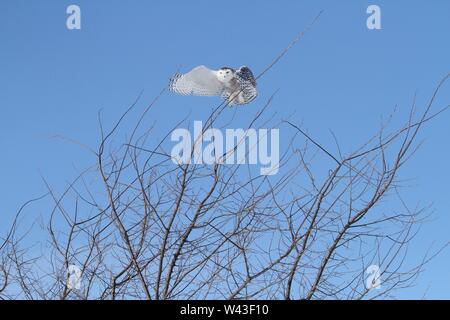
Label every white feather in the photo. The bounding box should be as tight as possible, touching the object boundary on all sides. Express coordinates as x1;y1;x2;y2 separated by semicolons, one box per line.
169;66;224;96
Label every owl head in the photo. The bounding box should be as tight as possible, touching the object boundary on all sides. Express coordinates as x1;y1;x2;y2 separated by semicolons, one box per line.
217;67;235;82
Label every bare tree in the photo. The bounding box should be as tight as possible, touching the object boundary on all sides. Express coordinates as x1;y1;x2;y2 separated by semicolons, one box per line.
1;13;449;300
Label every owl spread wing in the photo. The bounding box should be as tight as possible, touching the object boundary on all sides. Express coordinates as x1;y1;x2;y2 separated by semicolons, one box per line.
169;65;225;96
234;66;258;105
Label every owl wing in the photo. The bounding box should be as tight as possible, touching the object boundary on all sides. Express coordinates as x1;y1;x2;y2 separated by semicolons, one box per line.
234;66;258;105
169;65;225;96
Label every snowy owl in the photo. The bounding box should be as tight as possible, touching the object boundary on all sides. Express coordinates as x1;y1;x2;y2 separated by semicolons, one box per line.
169;65;258;106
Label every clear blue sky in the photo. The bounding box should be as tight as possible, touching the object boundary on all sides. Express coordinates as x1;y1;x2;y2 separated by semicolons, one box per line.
1;0;449;299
